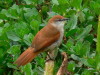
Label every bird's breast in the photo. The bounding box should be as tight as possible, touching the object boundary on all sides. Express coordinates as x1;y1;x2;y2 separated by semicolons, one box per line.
46;28;64;51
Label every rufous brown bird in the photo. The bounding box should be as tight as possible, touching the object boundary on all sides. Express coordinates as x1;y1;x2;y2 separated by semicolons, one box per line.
15;15;68;67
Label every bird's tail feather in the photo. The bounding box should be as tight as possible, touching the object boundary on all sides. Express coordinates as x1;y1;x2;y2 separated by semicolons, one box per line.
14;47;40;67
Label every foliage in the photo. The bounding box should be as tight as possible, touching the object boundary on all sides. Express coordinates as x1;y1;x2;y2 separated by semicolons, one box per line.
0;0;100;75
96;15;100;71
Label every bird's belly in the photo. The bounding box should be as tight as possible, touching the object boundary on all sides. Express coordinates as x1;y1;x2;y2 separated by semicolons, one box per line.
47;38;62;50
46;30;64;51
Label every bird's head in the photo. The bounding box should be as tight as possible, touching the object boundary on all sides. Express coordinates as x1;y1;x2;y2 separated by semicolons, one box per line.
48;15;69;27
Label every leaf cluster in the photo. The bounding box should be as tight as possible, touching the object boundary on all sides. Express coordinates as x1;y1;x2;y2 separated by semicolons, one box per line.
0;0;100;75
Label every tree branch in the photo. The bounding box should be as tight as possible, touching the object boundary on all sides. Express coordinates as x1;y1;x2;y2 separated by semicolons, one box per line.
96;15;100;70
57;52;69;75
44;50;58;75
44;60;54;75
15;0;19;5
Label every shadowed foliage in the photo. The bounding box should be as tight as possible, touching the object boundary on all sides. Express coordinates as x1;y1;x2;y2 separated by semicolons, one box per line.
0;0;100;75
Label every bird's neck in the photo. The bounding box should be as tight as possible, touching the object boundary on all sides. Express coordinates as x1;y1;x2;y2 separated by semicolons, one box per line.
50;22;64;32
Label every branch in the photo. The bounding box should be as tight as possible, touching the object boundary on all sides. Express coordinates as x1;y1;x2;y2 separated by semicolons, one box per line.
57;52;70;75
44;60;54;75
96;15;100;70
96;15;100;54
15;0;19;5
44;50;58;75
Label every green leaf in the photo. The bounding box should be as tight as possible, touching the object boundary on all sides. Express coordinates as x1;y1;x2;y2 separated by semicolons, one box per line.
8;9;18;19
66;14;78;30
7;30;21;41
35;54;45;68
58;0;68;4
7;45;21;55
23;0;33;4
0;69;4;75
71;54;80;61
52;0;59;5
0;36;10;49
80;58;92;67
81;69;93;75
48;12;58;17
67;61;76;72
13;70;22;75
65;38;74;49
84;34;94;43
24;8;38;22
7;63;17;69
0;13;8;19
14;21;30;38
70;0;82;9
0;0;99;74
0;48;4;58
76;25;92;40
87;58;96;68
21;63;33;75
30;20;40;35
74;41;90;57
80;41;90;57
1;5;19;19
52;4;68;14
0;27;3;36
74;74;80;75
78;11;85;23
90;1;100;15
74;40;83;55
7;45;21;61
66;29;77;37
41;6;49;16
23;33;34;46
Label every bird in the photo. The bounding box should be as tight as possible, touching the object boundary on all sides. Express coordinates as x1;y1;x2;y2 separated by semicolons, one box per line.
14;15;68;67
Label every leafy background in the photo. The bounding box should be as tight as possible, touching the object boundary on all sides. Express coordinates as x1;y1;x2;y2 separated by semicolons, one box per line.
0;0;100;75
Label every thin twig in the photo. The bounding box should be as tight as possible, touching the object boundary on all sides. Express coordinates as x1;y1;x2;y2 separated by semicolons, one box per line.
57;52;70;75
96;15;100;70
15;0;19;5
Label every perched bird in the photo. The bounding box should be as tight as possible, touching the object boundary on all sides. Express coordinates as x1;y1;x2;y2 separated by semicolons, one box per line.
15;15;68;67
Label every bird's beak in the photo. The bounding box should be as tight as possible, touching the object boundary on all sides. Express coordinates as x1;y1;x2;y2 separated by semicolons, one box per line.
61;18;69;21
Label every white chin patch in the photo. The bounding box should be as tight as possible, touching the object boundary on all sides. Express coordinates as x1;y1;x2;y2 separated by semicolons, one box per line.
51;21;65;30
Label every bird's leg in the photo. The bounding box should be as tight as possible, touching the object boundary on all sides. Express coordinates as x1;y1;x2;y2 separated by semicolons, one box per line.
45;51;54;62
45;47;59;62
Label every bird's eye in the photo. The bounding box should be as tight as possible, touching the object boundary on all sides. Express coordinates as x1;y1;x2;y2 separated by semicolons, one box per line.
56;19;62;21
56;18;69;21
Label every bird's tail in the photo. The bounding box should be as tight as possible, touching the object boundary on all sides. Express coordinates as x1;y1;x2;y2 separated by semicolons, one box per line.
14;47;40;67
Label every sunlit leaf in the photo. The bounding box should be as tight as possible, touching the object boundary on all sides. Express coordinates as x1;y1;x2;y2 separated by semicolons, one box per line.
21;63;33;75
7;45;21;55
67;61;76;72
52;0;59;5
76;25;92;40
70;0;82;9
30;20;40;35
7;30;21;41
66;14;78;30
14;21;30;38
23;33;34;46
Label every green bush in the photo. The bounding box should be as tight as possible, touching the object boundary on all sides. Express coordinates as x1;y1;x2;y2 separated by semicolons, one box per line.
0;0;100;75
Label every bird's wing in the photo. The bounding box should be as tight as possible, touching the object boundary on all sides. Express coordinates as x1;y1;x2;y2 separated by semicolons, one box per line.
31;25;60;52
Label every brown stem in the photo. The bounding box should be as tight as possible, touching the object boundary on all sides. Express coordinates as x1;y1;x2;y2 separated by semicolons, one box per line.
14;0;19;5
44;50;57;75
57;52;70;75
44;60;54;75
63;36;67;44
44;48;59;75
